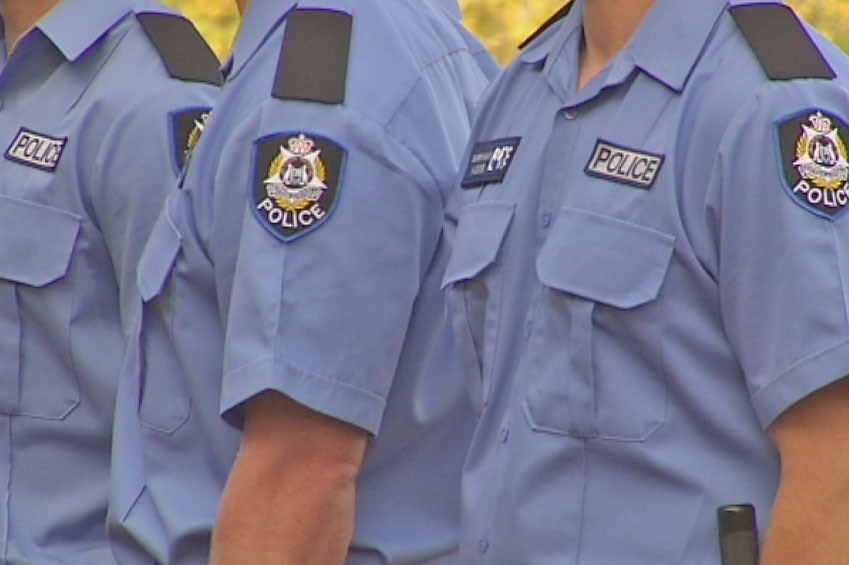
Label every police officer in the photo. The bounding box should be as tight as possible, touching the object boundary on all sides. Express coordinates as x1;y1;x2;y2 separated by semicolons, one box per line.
0;0;220;563
443;0;849;563
107;0;499;563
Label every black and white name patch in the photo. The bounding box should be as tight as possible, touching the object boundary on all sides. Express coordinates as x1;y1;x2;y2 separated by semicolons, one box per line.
585;139;664;190
5;128;67;172
252;132;345;242
461;137;521;188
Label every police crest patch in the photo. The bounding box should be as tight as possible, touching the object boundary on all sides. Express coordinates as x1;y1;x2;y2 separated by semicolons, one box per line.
171;108;212;174
252;132;345;242
779;110;849;220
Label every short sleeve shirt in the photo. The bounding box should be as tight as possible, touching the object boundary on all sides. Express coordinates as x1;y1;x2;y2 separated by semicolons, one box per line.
108;0;498;564
443;0;849;563
0;0;219;563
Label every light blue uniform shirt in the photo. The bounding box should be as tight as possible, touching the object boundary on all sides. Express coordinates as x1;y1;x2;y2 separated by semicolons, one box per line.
108;0;499;564
0;0;218;563
443;0;849;563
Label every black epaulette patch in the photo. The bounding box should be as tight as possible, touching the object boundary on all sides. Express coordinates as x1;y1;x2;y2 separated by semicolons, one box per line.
273;9;352;105
518;1;574;50
730;4;835;81
137;12;223;86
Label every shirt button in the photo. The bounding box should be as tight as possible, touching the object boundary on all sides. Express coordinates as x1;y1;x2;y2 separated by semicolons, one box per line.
563;109;577;120
540;210;552;228
500;427;510;444
477;537;490;555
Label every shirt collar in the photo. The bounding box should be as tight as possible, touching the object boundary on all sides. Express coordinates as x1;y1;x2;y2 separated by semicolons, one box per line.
519;0;582;66
35;0;137;62
520;0;728;95
626;0;727;92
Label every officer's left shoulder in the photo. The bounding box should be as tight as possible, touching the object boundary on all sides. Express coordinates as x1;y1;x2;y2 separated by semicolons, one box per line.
729;2;835;81
135;10;223;86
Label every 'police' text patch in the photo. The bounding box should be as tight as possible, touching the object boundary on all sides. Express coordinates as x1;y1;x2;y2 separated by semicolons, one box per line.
461;137;521;188
252;132;345;242
5;128;67;172
584;139;663;190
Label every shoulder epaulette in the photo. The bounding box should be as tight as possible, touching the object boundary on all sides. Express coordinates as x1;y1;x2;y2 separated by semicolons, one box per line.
730;3;835;81
137;12;223;86
273;9;352;105
518;1;574;51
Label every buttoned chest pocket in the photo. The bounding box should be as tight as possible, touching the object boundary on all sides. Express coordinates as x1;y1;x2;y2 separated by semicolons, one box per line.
442;201;515;413
523;208;674;441
0;195;81;418
137;191;191;433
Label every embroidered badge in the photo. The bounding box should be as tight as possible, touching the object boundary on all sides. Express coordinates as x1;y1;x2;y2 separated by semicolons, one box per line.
584;139;664;190
252;132;345;242
4;128;67;172
171;108;212;173
461;137;521;188
779;110;849;220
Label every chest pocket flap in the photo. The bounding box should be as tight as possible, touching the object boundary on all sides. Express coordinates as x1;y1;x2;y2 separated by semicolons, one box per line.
537;208;674;308
443;201;516;287
137;194;182;303
0;195;79;287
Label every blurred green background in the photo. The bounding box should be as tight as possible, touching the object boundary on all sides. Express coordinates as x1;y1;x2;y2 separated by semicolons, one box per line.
162;0;848;65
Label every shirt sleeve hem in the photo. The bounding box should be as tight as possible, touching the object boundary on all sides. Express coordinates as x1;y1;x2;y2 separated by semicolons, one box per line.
752;338;849;429
220;357;386;435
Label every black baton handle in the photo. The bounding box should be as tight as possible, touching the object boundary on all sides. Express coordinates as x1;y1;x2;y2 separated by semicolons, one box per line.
718;504;759;565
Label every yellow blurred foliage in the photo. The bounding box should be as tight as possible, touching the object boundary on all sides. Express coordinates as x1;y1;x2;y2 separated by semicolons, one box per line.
162;0;849;65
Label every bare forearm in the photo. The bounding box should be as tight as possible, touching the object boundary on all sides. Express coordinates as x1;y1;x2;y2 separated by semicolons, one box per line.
762;378;849;565
211;391;367;565
211;456;357;565
760;473;849;564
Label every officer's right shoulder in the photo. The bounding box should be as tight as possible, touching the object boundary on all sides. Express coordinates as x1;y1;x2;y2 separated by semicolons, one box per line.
135;11;223;86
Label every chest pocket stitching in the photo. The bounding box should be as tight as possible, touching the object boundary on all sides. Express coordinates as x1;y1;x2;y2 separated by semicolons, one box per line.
524;207;674;441
137;192;183;303
0;195;81;418
137;191;191;433
443;200;515;413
